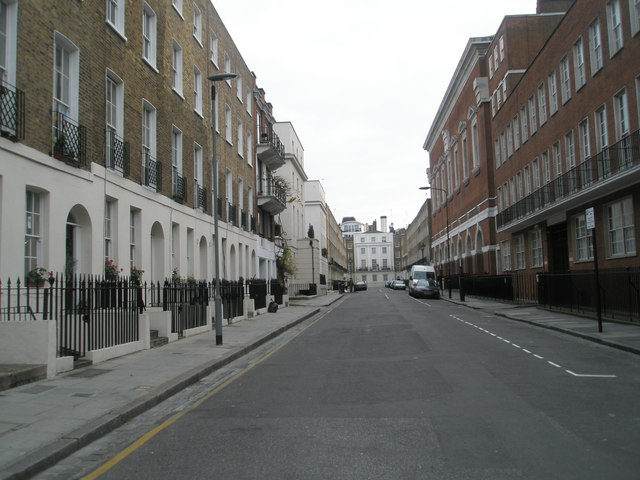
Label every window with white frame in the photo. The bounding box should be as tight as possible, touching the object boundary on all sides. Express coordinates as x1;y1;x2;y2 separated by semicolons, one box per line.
53;33;79;120
224;52;231;84
105;199;114;261
497;186;503;210
513;115;520;150
209;31;218;65
471;119;479;170
631;0;640;36
105;71;124;170
579;119;591;162
171;126;183;195
194;143;203;187
499;35;504;60
501;240;511;271
573;38;586;90
524;165;531;195
538;83;548;125
529;96;537;135
589;17;604;74
237;120;243;157
494;138;501;168
130;209;139;269
528;230;542;267
553;141;562;178
142;3;157;68
520;105;528;143
532;157;541;188
500;132;507;165
514;235;525;269
595;105;608;152
24;189;43;276
548;72;558;115
607;0;624;55
574;213;594;261
193;66;202;114
614;89;630;140
106;0;125;36
193;3;202;44
247;130;253;166
506;124;513;157
543;150;551;184
606;196;635;256
172;41;183;95
461;133;469;179
516;171;523;199
142;100;156;160
224;103;232;143
0;1;17;86
560;55;571;103
509;177;515;204
565;130;576;190
236;75;242;101
453;144;460;187
172;0;183;16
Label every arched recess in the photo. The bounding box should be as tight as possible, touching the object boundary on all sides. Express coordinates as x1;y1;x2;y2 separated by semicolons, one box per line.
465;232;474;274
250;249;257;278
229;244;237;280
150;221;165;283
198;235;208;280
475;228;485;274
65;204;92;275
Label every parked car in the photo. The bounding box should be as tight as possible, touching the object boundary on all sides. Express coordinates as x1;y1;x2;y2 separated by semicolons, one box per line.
391;279;405;290
409;279;440;299
354;281;367;291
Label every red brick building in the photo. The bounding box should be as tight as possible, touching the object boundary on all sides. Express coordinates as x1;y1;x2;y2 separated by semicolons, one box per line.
494;0;640;275
425;0;640;286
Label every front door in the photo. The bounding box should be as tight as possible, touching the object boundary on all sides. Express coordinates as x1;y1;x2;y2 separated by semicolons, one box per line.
547;223;569;273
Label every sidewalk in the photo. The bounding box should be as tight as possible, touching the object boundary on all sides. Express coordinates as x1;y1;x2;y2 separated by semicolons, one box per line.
443;293;640;356
1;291;639;480
0;294;340;480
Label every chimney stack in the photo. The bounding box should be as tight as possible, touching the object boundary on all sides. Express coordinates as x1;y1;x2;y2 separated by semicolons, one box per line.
381;216;388;233
536;0;573;14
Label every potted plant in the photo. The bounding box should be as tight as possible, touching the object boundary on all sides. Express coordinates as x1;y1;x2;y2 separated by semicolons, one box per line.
26;267;51;287
105;259;121;280
171;267;181;283
130;266;144;284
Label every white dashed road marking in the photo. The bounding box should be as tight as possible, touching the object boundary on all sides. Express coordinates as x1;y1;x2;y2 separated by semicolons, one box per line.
448;314;617;378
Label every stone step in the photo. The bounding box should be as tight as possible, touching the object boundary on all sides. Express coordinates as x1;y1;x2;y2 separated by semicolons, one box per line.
150;336;168;348
0;364;47;391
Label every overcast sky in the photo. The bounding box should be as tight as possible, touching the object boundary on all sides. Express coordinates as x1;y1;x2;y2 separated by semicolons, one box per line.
214;0;538;230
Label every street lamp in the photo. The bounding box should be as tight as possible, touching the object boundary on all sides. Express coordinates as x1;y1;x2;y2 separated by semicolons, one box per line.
209;72;237;345
419;186;451;299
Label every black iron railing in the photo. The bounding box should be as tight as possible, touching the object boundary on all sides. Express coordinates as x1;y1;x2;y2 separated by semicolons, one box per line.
172;170;187;203
106;129;130;176
259;129;285;157
194;181;207;210
52;111;86;166
0;81;25;141
258;175;287;205
142;151;162;191
162;280;209;335
498;130;640;229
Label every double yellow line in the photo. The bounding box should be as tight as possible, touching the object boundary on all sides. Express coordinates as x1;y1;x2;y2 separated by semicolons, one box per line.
82;308;331;479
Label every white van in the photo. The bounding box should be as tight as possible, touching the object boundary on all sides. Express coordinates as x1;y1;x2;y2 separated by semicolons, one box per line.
408;265;436;295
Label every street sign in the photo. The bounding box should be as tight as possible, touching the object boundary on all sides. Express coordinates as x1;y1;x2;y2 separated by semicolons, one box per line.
585;207;595;230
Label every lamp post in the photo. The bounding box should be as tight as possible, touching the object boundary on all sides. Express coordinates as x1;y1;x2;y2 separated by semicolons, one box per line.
209;72;237;345
419;186;451;299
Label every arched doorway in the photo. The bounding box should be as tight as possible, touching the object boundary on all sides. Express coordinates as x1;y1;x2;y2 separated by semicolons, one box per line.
65;205;92;276
150;222;165;283
198;236;208;280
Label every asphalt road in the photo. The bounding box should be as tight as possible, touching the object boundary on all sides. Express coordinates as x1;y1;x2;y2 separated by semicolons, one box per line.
39;288;640;479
